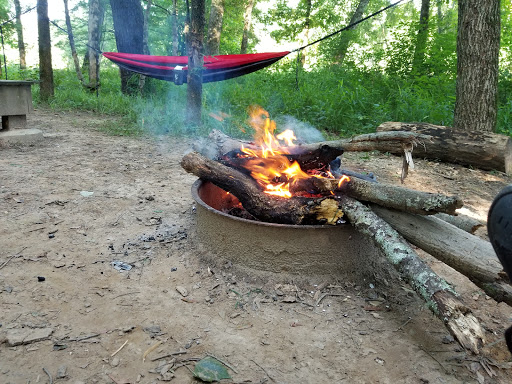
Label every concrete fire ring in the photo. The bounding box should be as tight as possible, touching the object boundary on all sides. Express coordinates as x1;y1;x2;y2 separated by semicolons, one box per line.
192;180;386;279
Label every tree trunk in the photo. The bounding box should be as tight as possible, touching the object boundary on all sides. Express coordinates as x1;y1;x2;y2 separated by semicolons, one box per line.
454;0;500;132
87;0;105;91
37;0;54;102
377;122;512;174
63;0;86;86
171;0;179;55
336;0;369;65
300;0;312;66
206;0;224;56
240;0;254;54
186;0;205;126
371;205;512;306
110;0;145;95
13;0;26;69
411;0;430;75
138;0;152;93
339;196;485;354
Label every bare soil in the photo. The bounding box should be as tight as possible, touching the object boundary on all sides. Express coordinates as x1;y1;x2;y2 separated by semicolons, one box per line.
1;108;512;384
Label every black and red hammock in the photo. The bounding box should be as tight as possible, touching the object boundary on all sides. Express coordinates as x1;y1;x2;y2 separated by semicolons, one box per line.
101;1;405;85
102;51;290;85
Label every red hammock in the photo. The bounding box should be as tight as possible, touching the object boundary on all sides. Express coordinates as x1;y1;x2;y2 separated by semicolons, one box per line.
102;51;290;85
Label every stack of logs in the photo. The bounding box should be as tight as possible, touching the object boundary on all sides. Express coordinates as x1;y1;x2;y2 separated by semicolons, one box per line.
181;127;512;355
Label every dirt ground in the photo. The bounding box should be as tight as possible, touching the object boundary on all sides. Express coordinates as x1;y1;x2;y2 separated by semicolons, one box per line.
1;108;512;384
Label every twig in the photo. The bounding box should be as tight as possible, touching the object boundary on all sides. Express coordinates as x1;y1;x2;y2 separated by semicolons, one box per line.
315;292;345;306
143;340;163;362
250;359;275;382
394;317;412;332
113;291;141;299
111;340;128;357
0;247;28;270
107;373;121;384
207;352;239;374
42;367;53;384
151;350;187;362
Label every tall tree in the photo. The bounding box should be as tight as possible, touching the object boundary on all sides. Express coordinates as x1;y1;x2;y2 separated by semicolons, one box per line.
186;0;204;126
171;0;179;55
300;0;311;65
240;0;254;54
206;0;224;55
336;0;370;65
13;0;26;69
63;0;86;86
411;0;430;75
110;0;144;95
453;0;500;132
37;0;54;102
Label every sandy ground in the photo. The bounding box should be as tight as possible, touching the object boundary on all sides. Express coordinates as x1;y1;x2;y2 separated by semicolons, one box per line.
1;108;512;384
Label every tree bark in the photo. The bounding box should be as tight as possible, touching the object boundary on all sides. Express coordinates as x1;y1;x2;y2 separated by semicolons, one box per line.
240;0;254;54
110;0;144;95
339;196;485;354
206;0;224;56
171;0;179;55
411;0;430;75
454;0;500;132
37;0;54;102
87;0;105;90
300;0;312;66
336;0;369;65
63;0;85;87
138;0;152;93
371;205;512;306
13;0;26;69
377;122;512;174
186;0;205;126
434;212;483;234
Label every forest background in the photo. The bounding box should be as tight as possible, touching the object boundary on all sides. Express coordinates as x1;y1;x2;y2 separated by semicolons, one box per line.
0;0;511;139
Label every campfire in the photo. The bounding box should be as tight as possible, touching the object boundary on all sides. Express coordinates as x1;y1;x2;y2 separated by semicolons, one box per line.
181;106;512;355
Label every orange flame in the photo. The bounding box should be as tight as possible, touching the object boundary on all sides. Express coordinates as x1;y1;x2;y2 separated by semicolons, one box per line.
239;106;349;198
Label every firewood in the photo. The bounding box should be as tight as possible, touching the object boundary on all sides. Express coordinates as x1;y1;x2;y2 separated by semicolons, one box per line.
180;151;343;225
370;205;512;306
338;195;485;354
301;176;463;215
433;212;484;234
195;129;431;160
377;122;512;174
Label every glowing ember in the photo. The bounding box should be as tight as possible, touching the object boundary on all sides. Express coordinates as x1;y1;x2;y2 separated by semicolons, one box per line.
238;106;350;198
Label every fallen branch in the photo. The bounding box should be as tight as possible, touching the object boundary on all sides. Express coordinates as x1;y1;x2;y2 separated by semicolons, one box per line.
370;205;512;305
338;195;485;354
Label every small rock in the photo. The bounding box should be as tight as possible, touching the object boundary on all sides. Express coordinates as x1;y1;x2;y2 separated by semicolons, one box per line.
176;286;188;297
374;357;385;365
37;276;45;282
6;327;53;346
111;357;120;367
56;365;67;379
442;335;455;344
161;372;174;381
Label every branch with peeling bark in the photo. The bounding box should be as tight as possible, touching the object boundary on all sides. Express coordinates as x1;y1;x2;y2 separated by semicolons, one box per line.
338;195;485;354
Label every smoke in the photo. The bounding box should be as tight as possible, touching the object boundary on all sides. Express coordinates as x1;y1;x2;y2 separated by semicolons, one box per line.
276;115;325;144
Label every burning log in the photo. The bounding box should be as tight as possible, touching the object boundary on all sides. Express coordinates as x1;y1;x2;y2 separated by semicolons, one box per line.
338;195;485;354
181;151;344;225
377;122;512;174
370;205;512;306
196;129;431;161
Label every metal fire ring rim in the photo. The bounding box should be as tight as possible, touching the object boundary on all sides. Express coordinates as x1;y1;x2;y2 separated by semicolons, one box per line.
191;179;336;230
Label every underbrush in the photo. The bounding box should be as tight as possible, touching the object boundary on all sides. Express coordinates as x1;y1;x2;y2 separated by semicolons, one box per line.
3;63;510;138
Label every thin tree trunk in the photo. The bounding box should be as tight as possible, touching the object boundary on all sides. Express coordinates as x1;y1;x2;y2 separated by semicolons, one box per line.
186;0;205;126
139;0;152;93
454;0;500;132
300;0;312;66
87;0;105;90
206;0;224;56
240;0;254;54
37;0;54;102
336;0;369;65
14;0;26;69
171;0;179;55
411;0;430;75
63;0;85;86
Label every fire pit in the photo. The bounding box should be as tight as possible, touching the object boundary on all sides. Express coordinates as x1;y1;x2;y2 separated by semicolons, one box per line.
192;179;385;278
